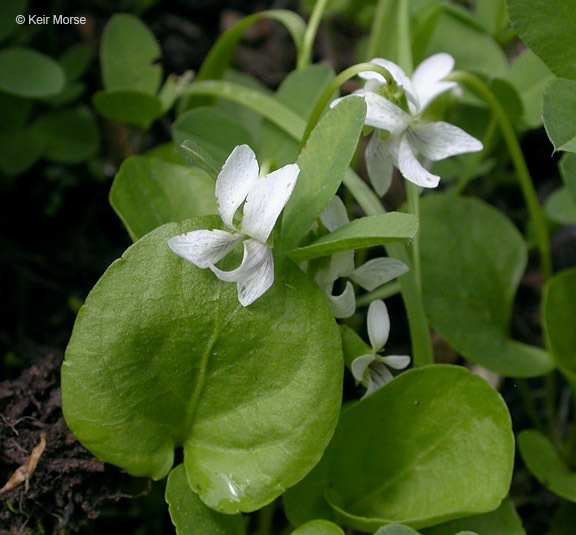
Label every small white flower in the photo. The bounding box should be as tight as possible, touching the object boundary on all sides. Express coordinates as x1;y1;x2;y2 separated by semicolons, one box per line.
332;53;483;194
315;197;409;318
168;145;300;307
351;300;410;398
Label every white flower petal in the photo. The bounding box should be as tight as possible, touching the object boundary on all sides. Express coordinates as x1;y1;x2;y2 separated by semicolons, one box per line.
350;257;409;291
351;354;375;385
326;280;356;318
381;355;411;370
355;90;411;136
237;245;274;307
168;229;240;269
242;163;300;243
367;299;390;352
397;135;440;188
320;196;349;231
412;53;455;89
209;238;269;283
216;145;260;229
365;133;394;197
369;58;420;112
411;121;484;161
364;361;394;397
417;81;458;113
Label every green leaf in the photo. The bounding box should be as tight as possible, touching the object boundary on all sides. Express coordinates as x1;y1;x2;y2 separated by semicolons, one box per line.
197;10;305;81
545;187;576;225
507;50;554;130
420;195;553;377
291;520;345;535
178;140;221;178
490;78;523;125
281;97;367;250
110;156;218;241
166;464;245;535
474;0;507;34
62;218;343;513
543;79;576;153
285;366;514;531
506;0;576;80
59;43;92;81
421;498;525;535
0;91;32;133
518;429;576;502
172;107;253;169
159;72;193;113
259;65;335;167
92;90;162;130
0;0;27;43
100;13;161;94
375;525;421;535
543;267;576;386
561;153;576;201
0;128;43;175
146;142;187;166
287;213;418;262
33;108;98;164
0;47;65;98
551;502;576;535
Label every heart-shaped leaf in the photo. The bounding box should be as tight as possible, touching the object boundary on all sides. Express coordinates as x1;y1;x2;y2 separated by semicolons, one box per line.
285;366;514;531
420;195;553;377
62;217;343;513
543;79;576;153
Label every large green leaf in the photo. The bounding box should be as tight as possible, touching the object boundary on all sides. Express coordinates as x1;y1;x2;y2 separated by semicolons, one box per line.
0;127;43;175
259;65;335;167
33;108;99;163
285;366;514;531
172;107;253;170
421;499;525;535
420;195;553;377
543;267;576;386
62;218;343;513
100;13;161;94
545;187;576;225
543;79;576;153
109;156;218;241
281;97;366;250
291;520;345;535
375;526;421;535
561;153;576;200
92;90;162;130
287;213;418;262
0;47;65;98
518;430;576;502
165;464;245;535
506;0;576;80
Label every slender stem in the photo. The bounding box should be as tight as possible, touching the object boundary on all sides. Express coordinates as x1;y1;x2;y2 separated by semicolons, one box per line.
454;114;497;195
448;70;553;280
405;182;422;286
545;371;557;441
356;281;401;308
300;63;394;149
256;501;276;535
297;0;331;70
516;378;547;435
367;0;394;60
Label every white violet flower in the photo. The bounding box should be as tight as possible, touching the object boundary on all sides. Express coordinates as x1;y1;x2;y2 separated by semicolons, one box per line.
315;197;409;318
168;144;300;307
352;300;411;398
331;53;483;194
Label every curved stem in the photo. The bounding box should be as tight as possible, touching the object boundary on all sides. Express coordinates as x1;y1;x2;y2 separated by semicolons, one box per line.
298;0;330;70
448;70;553;280
300;63;394;148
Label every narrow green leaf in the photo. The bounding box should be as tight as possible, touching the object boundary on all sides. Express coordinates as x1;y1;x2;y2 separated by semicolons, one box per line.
100;13;161;94
506;0;576;80
420;195;553;377
0;47;65;98
62;218;343;513
543;267;576;386
110;156;218;241
543;79;576;153
33;108;98;164
518;429;576;502
166;464;245;535
159;72;193;113
421;498;525;535
92;90;162;130
281;97;366;250
291;520;345;535
197;10;305;81
285;366;515;531
287;213;418;262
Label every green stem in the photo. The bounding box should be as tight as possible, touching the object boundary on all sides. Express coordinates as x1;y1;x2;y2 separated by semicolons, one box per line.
396;0;413;73
454;114;497;195
546;371;557;442
448;70;553;280
405;182;422;286
298;0;330;70
256;501;276;535
516;378;546;435
356;281;401;308
367;0;394;60
300;63;394;148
